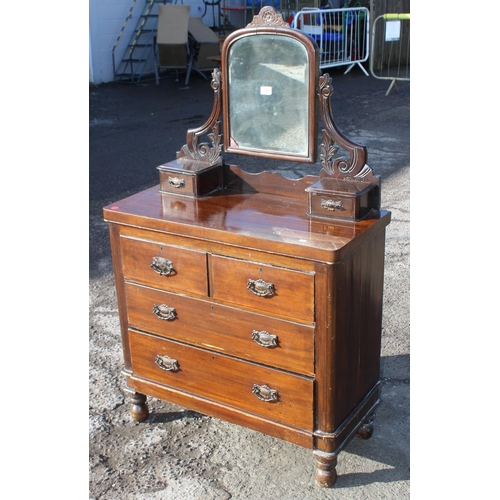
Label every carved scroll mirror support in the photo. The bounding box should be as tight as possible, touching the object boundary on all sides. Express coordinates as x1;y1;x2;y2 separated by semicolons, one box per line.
156;69;225;197
176;68;223;166
305;73;381;221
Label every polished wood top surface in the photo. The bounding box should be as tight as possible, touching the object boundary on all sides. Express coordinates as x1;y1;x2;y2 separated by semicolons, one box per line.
103;170;390;263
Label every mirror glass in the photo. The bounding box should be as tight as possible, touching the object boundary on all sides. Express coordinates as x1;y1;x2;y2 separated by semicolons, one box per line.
227;35;310;158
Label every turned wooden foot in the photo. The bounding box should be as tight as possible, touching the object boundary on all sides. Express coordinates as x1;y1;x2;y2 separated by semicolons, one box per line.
313;450;338;487
357;413;375;439
130;392;149;422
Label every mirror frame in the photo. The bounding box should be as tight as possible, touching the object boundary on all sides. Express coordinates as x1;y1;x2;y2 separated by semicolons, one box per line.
221;7;319;163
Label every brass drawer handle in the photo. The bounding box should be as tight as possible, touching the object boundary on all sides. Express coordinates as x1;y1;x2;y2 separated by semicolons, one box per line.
168;176;185;188
252;330;278;348
320;199;345;211
152;304;177;321
252;384;278;402
155;354;179;372
247;278;275;297
150;257;174;276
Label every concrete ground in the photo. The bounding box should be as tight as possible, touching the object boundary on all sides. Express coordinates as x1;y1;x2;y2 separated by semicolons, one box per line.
89;66;410;499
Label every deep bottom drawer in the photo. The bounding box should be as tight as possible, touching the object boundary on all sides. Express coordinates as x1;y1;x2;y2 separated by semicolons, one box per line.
129;329;314;430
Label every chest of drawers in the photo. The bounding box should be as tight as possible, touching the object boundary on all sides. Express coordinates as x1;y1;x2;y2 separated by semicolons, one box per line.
103;168;390;487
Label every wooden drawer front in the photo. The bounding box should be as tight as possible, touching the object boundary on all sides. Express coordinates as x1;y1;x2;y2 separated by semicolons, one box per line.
129;330;314;430
158;163;223;197
125;283;315;376
309;192;355;220
120;236;208;296
158;170;196;195
210;256;315;323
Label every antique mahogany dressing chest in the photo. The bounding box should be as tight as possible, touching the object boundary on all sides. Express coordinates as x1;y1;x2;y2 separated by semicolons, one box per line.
103;8;390;487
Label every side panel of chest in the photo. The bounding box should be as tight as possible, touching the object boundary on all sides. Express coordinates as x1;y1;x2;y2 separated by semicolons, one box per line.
314;228;387;440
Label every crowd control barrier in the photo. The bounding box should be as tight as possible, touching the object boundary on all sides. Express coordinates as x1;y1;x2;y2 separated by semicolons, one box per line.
370;13;410;95
292;7;370;75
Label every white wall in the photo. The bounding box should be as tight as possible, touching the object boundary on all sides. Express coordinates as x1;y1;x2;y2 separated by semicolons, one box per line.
89;0;212;85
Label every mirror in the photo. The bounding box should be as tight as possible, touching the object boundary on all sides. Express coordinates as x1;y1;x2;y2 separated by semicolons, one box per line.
227;36;308;156
222;8;318;163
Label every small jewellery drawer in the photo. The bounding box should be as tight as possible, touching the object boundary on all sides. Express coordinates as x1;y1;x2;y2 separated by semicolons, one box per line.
309;193;355;220
120;236;208;296
129;329;314;430
125;283;315;376
157;161;223;197
210;255;315;323
306;177;379;221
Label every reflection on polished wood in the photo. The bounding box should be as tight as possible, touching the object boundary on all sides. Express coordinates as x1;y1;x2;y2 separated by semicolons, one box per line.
105;167;388;263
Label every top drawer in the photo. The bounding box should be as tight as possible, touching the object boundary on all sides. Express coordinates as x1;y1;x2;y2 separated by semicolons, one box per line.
120;236;208;297
210;255;315;324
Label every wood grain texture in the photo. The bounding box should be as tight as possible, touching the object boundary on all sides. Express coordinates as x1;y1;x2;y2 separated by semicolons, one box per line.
119;224;318;273
103;177;391;263
131;377;315;448
120;235;208;297
210;255;315;324
125;282;315;376
224;165;318;198
108;224;133;372
327;229;387;429
129;329;314;430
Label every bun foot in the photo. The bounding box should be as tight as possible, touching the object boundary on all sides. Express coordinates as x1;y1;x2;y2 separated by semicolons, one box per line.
357;414;375;439
130;392;149;422
313;450;338;487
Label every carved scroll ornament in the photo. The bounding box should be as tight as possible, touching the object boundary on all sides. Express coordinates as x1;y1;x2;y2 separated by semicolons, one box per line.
318;74;376;182
248;6;290;28
177;69;223;166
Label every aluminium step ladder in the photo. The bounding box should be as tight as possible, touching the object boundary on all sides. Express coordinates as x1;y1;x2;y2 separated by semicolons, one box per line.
113;0;174;83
